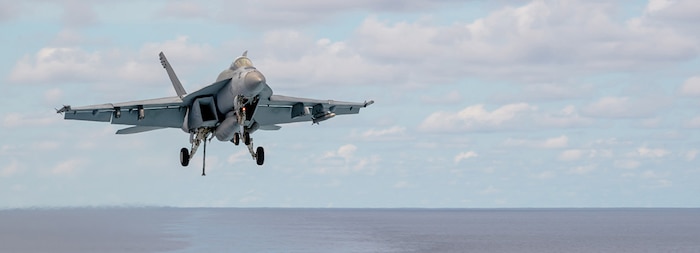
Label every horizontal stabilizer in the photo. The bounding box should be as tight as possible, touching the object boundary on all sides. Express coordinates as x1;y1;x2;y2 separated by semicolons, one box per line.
116;126;165;135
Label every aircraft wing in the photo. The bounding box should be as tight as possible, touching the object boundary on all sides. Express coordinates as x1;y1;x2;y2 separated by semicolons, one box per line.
253;94;374;126
57;96;187;129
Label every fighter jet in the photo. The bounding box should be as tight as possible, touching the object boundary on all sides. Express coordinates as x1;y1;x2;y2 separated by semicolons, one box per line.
57;51;374;175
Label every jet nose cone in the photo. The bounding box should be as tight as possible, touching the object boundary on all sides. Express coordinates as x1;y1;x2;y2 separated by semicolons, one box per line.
244;71;265;94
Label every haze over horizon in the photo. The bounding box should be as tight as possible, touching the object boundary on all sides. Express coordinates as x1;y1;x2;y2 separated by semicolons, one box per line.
1;0;699;208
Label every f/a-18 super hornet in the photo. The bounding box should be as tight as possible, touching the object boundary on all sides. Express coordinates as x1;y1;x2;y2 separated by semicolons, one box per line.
57;51;374;175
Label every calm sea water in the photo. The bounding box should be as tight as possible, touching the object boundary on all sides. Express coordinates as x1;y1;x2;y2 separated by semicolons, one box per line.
1;208;699;252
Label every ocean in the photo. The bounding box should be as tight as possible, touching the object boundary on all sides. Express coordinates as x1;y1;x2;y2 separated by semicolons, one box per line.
1;208;699;252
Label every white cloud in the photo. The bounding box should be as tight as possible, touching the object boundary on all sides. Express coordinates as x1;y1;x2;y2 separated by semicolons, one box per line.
685;150;698;161
156;1;211;19
582;96;668;118
493;83;595;102
559;149;584;161
227;150;250;164
569;165;596;175
533;171;555;180
1;160;20;177
420;103;592;133
637;146;670;158
43;88;63;104
393;181;410;189
352;0;698;83
257;35;399;88
479;185;500;195
683;116;700;128
420;103;535;132
359;126;407;140
504;135;569;149
678;76;700;97
9;36;213;86
32;141;60;151
0;1;20;22
643;0;700;24
421;90;463;104
216;0;459;26
2;113;58;128
454;151;478;164
315;144;379;174
615;160;641;169
51;158;86;175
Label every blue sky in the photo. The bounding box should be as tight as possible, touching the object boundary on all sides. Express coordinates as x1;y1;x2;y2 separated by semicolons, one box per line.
1;0;699;208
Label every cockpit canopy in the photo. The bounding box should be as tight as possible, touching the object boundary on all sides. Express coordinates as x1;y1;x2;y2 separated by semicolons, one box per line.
231;57;254;70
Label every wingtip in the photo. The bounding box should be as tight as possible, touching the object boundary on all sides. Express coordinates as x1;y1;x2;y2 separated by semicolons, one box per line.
56;105;71;114
364;100;375;107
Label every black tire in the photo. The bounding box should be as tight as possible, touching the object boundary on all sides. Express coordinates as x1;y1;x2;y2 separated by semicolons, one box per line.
180;148;190;167
256;146;265;166
232;133;240;146
244;132;251;145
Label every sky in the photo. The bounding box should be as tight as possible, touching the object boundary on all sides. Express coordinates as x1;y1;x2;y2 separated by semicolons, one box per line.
1;0;699;208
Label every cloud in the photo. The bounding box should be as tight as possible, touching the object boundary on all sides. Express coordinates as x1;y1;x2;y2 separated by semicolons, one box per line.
43;88;64;105
215;0;460;26
393;181;411;189
637;146;670;158
358;126;407;140
314;144;379;174
156;1;211;19
420;103;591;132
504;135;569;149
51;158;86;175
352;1;698;83
686;150;698;161
9;36;213;87
421;90;463;105
1;160;20;177
643;0;700;25
454;151;478;164
615;159;641;169
2;113;58;129
257;35;399;88
685;117;700;128
420;103;535;132
679;76;700;97
569;164;596;175
32;141;60;151
0;1;21;22
59;0;99;27
559;149;584;161
581;96;669;118
493;83;595;102
227;150;250;164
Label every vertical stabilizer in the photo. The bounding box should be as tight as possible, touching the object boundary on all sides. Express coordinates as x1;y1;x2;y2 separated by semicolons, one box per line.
159;52;187;98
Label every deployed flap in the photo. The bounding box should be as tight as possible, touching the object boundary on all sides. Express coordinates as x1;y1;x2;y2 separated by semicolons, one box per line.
159;52;187;98
116;126;165;134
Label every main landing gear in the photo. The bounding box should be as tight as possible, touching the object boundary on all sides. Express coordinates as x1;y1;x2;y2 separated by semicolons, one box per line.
180;128;265;176
231;131;265;166
179;128;213;176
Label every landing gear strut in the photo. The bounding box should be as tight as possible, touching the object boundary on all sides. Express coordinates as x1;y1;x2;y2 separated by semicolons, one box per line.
240;128;264;166
179;128;213;176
